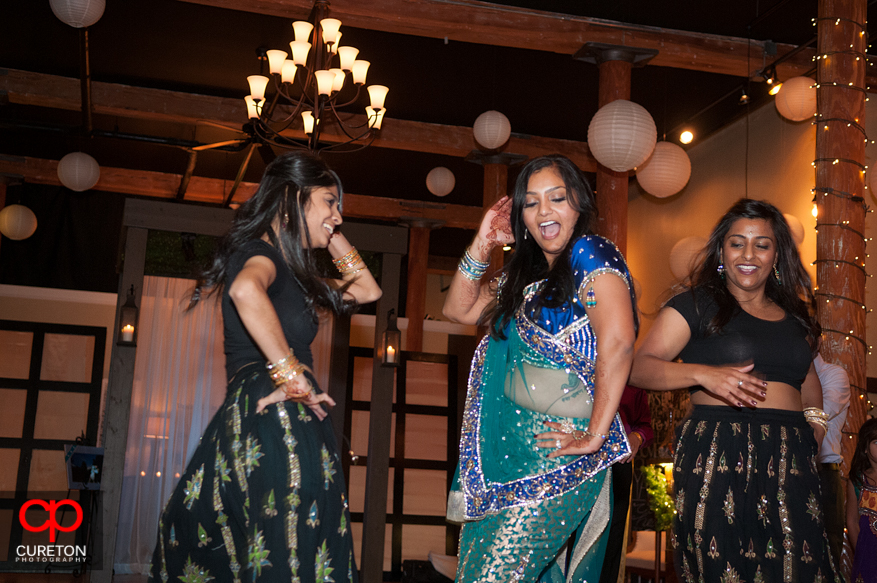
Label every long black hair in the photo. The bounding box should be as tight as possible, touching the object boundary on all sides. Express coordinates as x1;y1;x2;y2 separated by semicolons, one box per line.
687;198;820;351
851;417;877;491
484;154;597;338
192;151;352;316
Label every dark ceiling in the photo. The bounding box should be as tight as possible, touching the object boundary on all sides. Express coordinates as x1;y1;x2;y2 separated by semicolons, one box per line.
0;0;858;267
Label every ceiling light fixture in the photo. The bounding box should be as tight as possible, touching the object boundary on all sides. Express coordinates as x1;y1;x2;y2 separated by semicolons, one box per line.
679;130;694;145
738;89;750;105
243;0;388;153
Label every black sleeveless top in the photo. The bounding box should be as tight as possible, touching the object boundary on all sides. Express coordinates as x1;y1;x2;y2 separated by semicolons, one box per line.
222;239;319;379
665;289;812;392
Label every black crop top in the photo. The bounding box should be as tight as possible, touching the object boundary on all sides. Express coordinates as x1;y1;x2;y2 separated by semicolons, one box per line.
222;240;318;379
665;290;812;392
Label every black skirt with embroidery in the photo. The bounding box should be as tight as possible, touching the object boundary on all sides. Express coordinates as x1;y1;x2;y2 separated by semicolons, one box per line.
147;363;357;583
672;406;838;583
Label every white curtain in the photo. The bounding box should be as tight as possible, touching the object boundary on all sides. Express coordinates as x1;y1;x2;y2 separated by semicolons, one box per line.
113;275;335;574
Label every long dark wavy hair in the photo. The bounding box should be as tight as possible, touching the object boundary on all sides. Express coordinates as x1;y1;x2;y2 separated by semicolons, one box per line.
851;417;877;491
685;198;820;351
191;151;353;316
484;154;598;338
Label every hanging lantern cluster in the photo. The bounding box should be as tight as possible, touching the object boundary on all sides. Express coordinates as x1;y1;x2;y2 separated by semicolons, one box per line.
426;167;455;197
587;100;657;172
473;110;511;150
775;76;817;122
636;141;692;198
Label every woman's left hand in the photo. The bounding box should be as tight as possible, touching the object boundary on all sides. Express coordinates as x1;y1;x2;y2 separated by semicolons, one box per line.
536;421;605;458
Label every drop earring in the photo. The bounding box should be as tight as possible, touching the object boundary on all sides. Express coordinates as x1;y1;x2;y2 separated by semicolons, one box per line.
523;230;528;240
717;263;725;279
281;212;289;230
773;262;782;286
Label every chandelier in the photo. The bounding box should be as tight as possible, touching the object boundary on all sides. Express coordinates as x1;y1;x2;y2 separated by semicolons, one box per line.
243;0;388;153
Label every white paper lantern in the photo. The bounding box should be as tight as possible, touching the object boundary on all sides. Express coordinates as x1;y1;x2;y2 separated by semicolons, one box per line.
473;110;511;150
426;167;455;197
636;141;692;198
0;204;38;241
49;0;105;28
57;152;100;192
587;100;657;172
782;214;805;246
775;76;816;122
669;236;707;281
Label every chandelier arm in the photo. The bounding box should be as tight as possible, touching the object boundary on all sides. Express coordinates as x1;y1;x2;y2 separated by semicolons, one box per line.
252;121;309;151
325;99;371;134
329;83;364;109
319;130;378;154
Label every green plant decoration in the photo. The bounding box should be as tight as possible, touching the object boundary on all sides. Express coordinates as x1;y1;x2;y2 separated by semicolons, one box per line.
640;464;675;531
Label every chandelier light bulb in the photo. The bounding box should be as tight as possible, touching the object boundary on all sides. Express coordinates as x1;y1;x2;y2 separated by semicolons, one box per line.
315;70;336;95
292;21;313;43
281;60;297;84
266;50;288;75
351;60;370;85
289;41;311;67
244;96;260;119
327;32;342;55
302;111;315;134
330;68;346;92
337;47;359;71
247;75;270;102
366;107;386;130
368;85;389;110
320;18;341;44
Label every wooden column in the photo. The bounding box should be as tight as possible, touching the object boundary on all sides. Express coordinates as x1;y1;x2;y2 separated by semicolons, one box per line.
404;220;442;352
575;44;657;256
815;0;867;575
0;181;6;256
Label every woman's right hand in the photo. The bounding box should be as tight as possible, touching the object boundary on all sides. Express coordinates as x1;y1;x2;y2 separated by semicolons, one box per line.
695;363;767;407
256;376;336;420
471;196;514;259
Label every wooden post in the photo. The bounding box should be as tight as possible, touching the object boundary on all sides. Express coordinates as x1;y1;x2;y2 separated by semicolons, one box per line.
403;220;443;353
0;181;6;256
574;43;657;256
815;0;867;576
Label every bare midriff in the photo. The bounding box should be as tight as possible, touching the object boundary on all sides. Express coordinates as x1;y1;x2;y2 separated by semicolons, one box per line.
691;380;802;411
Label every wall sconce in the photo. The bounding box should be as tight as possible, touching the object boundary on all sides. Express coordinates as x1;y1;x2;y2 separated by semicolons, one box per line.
117;285;139;346
380;308;401;367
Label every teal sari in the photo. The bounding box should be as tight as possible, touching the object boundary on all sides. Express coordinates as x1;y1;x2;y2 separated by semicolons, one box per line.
448;235;637;583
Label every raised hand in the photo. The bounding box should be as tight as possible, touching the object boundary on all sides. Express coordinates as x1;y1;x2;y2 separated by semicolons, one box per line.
472;196;514;259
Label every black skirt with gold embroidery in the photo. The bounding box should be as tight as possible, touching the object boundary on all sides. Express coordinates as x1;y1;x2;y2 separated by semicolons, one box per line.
147;363;357;583
672;406;838;583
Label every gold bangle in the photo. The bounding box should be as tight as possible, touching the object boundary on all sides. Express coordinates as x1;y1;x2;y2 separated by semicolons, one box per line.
333;248;361;271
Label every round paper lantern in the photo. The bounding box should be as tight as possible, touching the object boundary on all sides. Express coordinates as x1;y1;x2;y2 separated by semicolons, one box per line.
473;110;511;150
426;167;455;197
669;236;707;281
587;100;657;172
782;213;805;246
57;152;100;192
636;141;692;198
49;0;105;28
775;76;816;122
0;204;38;241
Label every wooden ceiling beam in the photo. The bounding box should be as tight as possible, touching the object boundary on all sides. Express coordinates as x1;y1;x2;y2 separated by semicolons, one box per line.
178;0;827;81
1;68;596;171
0;156;483;229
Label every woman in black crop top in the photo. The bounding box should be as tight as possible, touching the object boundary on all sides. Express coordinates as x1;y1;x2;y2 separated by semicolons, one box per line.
148;152;381;583
631;199;838;582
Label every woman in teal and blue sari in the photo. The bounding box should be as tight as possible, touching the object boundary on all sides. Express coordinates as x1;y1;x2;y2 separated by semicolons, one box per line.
443;155;638;582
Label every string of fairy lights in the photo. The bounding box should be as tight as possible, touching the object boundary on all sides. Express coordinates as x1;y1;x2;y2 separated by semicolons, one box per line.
808;14;875;422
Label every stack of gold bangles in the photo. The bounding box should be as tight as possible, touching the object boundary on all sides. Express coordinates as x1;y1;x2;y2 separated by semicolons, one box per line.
803;407;829;432
266;349;311;399
333;247;365;276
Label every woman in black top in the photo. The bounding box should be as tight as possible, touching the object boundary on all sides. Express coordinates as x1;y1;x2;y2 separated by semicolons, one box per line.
631;199;837;582
148;152;381;583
